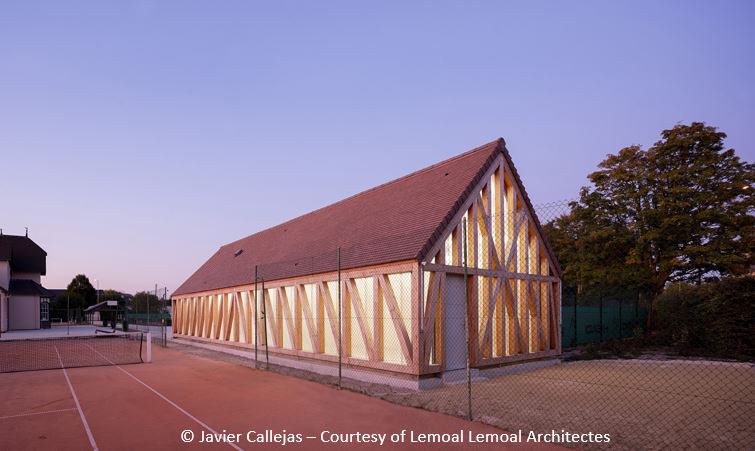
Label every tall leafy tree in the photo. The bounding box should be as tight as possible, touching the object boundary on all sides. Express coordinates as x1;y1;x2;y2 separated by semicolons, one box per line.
66;274;97;309
545;123;754;321
98;289;124;304
131;291;162;314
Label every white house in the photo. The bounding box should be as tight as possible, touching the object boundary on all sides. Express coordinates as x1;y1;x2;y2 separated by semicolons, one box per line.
0;233;51;331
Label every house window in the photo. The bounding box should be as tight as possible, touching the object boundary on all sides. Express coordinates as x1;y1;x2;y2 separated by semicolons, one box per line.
40;299;50;322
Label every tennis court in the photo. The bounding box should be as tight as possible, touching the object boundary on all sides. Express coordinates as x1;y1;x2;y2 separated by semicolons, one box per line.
0;332;557;451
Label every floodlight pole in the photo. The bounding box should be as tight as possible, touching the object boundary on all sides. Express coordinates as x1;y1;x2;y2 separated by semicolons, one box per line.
67;293;70;336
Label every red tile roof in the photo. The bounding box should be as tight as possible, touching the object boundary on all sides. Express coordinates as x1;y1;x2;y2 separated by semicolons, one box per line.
173;139;558;296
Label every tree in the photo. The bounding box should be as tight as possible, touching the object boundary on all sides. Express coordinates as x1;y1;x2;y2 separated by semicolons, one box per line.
66;274;97;310
131;291;161;314
544;211;648;306
545;123;754;325
99;289;124;304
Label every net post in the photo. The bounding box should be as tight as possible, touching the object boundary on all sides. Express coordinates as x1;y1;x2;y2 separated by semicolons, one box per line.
145;332;152;363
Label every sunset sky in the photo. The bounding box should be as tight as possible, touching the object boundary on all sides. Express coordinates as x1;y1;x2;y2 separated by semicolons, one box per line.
2;1;753;294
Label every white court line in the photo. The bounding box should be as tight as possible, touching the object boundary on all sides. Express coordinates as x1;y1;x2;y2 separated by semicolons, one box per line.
0;407;77;420
55;346;99;451
85;342;244;451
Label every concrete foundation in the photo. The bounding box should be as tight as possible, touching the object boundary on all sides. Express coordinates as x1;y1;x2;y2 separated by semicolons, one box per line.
172;336;562;391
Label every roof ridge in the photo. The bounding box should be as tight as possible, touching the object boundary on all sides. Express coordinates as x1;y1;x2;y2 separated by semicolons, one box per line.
223;139;503;249
416;139;504;260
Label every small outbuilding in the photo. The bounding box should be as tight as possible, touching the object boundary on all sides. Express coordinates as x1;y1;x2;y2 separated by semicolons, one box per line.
172;139;561;385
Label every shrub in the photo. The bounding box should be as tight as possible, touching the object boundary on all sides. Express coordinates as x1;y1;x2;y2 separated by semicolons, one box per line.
653;276;754;360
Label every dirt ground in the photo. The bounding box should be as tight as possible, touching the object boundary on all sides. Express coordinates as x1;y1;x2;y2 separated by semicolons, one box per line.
395;359;755;450
176;343;755;450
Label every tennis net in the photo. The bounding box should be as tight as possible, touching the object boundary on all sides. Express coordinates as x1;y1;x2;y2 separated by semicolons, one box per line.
0;333;145;373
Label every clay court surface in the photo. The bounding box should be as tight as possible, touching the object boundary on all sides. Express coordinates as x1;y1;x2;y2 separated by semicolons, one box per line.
0;344;560;451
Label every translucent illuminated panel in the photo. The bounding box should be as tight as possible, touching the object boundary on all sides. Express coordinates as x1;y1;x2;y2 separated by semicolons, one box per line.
228;292;238;342
491;170;501;258
301;283;317;353
213;294;222;339
265;289;278;348
459;210;470;266
227;292;236;342
249;290;260;343
493;280;503;358
218;293;227;340
214;294;222;340
541;252;550;350
383;273;412;365
422;269;440;364
478;276;486;343
323;281;339;356
444;234;453;265
197;297;204;337
476;205;485;269
423;271;430;305
518;217;527;273
350;277;373;360
282;286;295;350
240;291;251;344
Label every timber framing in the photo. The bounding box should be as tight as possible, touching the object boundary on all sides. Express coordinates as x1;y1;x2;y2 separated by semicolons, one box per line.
172;139;562;379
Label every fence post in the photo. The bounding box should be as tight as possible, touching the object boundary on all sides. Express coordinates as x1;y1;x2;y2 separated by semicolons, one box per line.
635;289;640;336
462;217;472;421
337;247;342;389
262;276;269;370
618;293;623;340
149;284;155;327
163;287;167;347
573;289;577;347
254;265;259;368
599;288;604;343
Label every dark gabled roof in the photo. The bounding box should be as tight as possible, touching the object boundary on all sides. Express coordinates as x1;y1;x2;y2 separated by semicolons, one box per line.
46;289;68;300
84;300;124;313
9;279;51;297
0;235;47;275
174;139;560;297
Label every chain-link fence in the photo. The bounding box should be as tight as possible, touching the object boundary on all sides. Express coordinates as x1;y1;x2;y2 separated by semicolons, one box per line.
534;200;651;349
128;286;170;347
170;201;754;450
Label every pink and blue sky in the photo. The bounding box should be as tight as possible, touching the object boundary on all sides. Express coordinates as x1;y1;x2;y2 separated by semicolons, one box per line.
2;1;753;294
